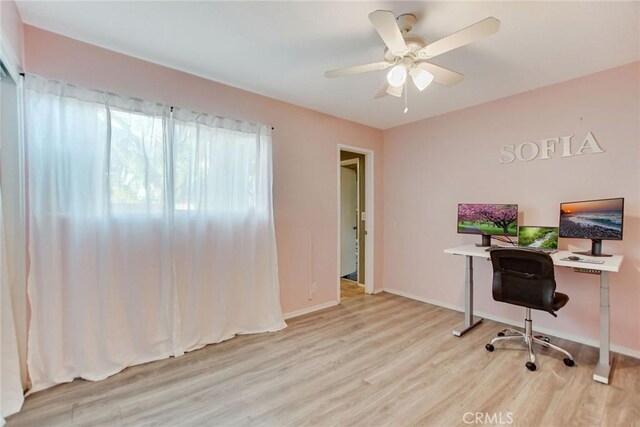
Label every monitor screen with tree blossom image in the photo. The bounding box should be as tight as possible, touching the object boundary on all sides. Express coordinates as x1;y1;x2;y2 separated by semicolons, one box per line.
457;203;518;247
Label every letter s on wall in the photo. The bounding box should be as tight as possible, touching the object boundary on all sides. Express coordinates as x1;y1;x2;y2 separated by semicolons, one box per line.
500;145;516;164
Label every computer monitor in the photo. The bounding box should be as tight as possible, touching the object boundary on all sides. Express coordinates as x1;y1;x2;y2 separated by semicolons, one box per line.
559;197;624;257
517;226;559;250
457;203;518;247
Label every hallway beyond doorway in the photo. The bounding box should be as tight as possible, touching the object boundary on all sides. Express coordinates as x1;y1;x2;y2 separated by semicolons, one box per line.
340;279;364;299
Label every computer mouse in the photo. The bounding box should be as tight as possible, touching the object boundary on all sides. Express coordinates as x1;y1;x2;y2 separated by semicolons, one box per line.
568;256;580;261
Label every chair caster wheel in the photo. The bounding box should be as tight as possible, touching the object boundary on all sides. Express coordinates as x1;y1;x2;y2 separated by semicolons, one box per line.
542;337;550;342
563;358;575;367
526;362;537;371
497;332;505;337
485;344;495;352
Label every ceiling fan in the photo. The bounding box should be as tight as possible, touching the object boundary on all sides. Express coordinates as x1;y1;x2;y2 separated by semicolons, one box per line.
325;10;500;102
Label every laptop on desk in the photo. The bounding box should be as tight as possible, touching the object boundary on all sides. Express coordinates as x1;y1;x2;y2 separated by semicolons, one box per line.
517;226;559;254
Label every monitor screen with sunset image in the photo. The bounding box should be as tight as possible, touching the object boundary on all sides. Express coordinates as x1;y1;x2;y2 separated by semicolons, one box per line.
559;198;624;241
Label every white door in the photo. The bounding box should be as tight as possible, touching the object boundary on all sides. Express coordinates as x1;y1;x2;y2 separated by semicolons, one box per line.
340;166;357;278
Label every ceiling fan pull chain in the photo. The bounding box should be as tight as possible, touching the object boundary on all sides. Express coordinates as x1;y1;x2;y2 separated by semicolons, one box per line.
404;81;409;113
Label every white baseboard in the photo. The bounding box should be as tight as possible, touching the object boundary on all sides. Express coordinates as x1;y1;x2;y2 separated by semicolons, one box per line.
284;300;339;320
372;288;384;294
384;288;464;313
383;288;640;360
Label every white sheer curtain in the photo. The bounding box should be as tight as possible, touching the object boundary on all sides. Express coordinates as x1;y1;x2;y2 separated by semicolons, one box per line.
1;183;24;423
24;75;285;393
1;67;26;423
172;111;285;352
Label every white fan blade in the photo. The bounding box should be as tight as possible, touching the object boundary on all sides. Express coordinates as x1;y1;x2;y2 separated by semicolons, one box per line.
416;62;464;86
325;61;392;79
386;84;403;98
417;17;500;59
374;81;389;99
369;10;409;56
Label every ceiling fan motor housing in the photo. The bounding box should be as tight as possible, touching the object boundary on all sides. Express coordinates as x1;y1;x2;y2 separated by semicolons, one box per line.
396;13;417;33
384;33;427;62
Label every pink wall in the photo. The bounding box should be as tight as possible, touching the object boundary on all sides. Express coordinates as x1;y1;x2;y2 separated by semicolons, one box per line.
22;23;640;354
23;25;384;314
0;0;24;67
383;62;640;353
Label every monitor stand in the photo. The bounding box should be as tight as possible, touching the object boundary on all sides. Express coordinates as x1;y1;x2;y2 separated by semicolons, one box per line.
573;239;613;257
475;235;494;248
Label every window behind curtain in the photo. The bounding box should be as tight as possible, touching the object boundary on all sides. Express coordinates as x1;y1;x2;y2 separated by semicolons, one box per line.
99;107;262;215
109;108;166;214
172;121;259;213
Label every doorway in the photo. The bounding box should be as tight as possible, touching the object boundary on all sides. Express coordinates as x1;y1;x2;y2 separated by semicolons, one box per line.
340;157;362;298
337;146;374;301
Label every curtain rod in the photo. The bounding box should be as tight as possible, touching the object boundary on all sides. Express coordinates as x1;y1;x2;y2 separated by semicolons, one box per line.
21;73;274;130
169;106;274;130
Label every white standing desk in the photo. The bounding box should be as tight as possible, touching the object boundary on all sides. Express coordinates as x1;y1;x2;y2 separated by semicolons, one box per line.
444;244;624;384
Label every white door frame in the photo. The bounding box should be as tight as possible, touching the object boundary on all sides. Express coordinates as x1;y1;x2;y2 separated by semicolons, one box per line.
337;144;374;301
340;158;360;282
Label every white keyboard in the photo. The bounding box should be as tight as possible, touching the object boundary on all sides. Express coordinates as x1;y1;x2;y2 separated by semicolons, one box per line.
561;257;605;264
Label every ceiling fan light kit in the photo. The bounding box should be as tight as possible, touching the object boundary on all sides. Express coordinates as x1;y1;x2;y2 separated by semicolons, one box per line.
409;67;434;91
385;83;403;98
387;63;407;87
325;9;501;109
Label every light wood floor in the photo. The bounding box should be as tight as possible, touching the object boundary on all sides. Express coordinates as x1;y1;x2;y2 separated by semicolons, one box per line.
340;278;364;298
7;292;640;426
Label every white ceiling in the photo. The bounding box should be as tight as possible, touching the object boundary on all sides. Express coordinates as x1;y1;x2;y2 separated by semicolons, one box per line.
16;1;640;129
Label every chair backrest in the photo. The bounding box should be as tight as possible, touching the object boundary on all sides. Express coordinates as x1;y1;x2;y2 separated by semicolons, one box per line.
489;248;557;315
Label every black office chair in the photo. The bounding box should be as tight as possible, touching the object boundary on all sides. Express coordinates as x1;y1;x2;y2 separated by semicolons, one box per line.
485;248;575;371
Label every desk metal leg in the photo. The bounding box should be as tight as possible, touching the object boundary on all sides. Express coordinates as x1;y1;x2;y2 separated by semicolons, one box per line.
594;271;611;384
452;255;483;336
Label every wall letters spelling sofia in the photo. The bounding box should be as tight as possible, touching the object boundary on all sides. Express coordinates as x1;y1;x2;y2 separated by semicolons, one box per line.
500;132;604;164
